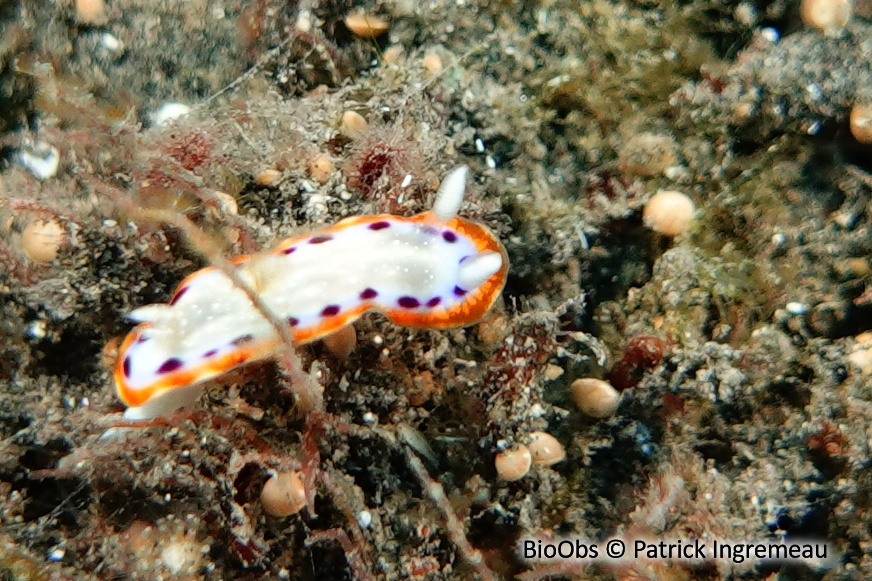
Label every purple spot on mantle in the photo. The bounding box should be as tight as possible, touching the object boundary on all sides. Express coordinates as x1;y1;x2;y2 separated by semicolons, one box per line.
360;288;378;300
232;334;254;346
203;349;219;358
309;235;333;244
321;305;341;317
136;335;149;344
398;296;420;309
157;358;184;374
368;221;390;230
453;286;467;297
122;356;131;378
288;317;300;327
442;230;458;243
283;246;297;255
169;286;189;305
426;297;442;308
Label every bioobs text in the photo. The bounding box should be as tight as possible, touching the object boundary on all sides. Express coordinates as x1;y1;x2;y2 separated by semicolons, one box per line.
523;539;598;560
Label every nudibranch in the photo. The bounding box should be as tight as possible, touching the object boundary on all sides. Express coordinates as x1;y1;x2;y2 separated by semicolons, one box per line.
114;166;508;419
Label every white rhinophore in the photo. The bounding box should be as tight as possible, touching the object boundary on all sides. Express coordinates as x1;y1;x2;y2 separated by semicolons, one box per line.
431;165;468;223
457;251;503;291
129;304;173;324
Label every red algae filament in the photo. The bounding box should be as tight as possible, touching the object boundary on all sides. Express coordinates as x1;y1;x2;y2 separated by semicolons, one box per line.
607;335;668;390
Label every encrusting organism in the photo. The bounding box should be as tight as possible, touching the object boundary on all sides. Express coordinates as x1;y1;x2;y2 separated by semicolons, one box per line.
114;166;508;419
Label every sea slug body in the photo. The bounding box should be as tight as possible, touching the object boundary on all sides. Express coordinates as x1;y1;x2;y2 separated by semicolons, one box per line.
114;166;508;419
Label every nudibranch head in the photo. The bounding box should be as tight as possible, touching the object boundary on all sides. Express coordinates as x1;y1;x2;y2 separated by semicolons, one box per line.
114;166;508;417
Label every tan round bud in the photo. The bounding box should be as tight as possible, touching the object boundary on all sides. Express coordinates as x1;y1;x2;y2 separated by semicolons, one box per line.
211;190;238;215
527;431;566;466
22;219;65;263
260;471;306;517
75;0;107;24
571;378;620;418
340;110;368;137
344;12;389;38
422;53;443;76
800;0;852;36
308;155;334;184
255;169;281;186
495;445;532;481
846;257;870;277
850;104;872;144
847;347;872;375
643;190;695;236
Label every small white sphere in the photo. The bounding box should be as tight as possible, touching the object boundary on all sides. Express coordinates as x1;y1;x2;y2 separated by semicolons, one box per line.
160;539;202;574
18;144;60;181
152;102;191;126
357;510;372;529
643;190;695;236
